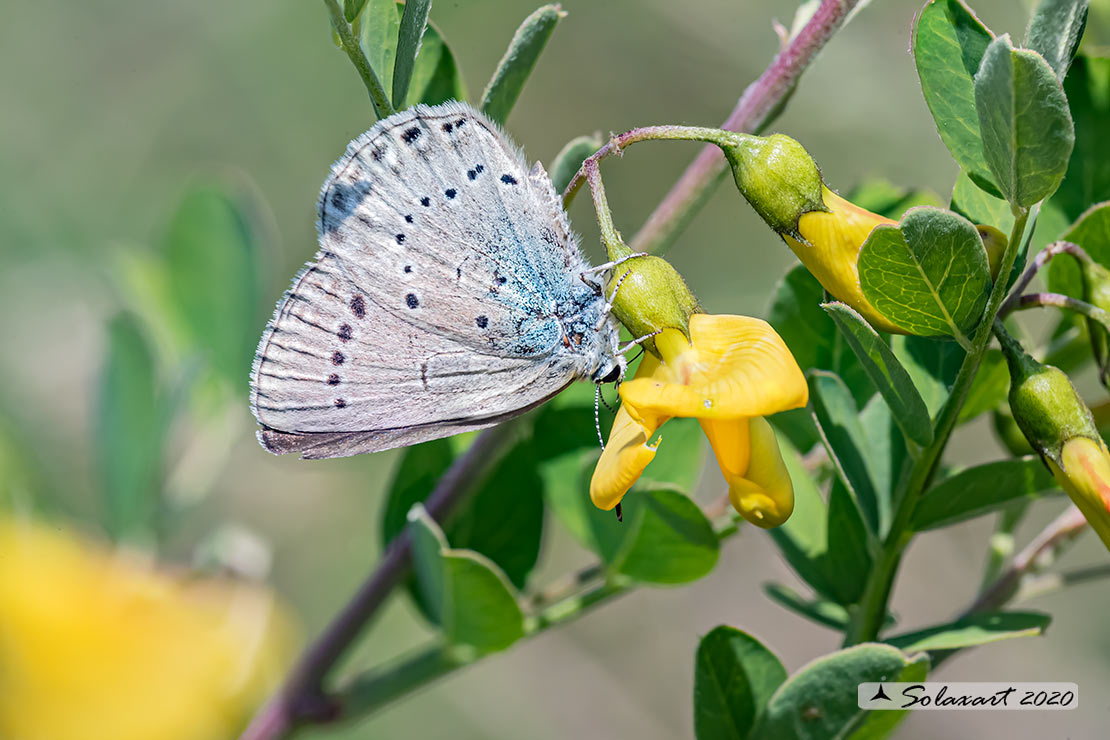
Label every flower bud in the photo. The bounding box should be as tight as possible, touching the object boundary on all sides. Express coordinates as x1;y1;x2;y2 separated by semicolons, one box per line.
723;133;827;241
606;244;700;356
996;325;1110;551
977;225;1008;281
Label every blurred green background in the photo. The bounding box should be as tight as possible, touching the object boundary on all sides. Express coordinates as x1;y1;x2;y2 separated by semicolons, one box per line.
2;0;1108;737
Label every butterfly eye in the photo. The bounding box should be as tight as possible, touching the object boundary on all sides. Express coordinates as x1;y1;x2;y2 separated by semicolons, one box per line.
600;365;622;384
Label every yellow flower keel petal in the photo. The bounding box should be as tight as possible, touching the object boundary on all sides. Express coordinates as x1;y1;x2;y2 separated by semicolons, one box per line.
727;418;794;528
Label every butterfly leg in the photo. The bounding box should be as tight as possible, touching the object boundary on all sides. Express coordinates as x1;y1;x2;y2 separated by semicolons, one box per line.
581;251;649;276
618;330;661;356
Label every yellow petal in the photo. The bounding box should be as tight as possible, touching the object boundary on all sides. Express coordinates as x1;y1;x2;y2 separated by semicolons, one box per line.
590;354;668;511
1049;437;1110;552
725;417;794;528
590;403;660;511
786;187;905;335
620;314;808;420
699;417;750;484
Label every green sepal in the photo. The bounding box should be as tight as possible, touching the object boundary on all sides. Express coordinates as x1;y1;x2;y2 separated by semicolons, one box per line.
723;133;828;241
607;254;700;356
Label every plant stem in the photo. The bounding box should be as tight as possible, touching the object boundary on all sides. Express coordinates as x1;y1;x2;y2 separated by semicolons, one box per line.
631;0;862;254
323;0;395;120
564;126;746;205
239;421;520;740
999;241;1092;317
1014;292;1110;333
928;505;1089;670
844;207;1032;646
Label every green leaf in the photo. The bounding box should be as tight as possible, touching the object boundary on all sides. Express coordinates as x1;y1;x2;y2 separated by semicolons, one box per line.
1053;55;1110;222
360;0;402;102
809;371;881;535
769;439;839;601
846;180;942;220
1025;0;1089;82
382;438;545;592
96;313;165;542
694;626;787;740
406;21;466;106
958;348;1009;422
750;644;929;740
480;4;566;125
763;583;850;631
975;35;1076;208
550;133;603;196
824;479;874;606
345;0;369;23
1045;201;1110;298
769;265;873;408
612;486;719;585
858;207;992;347
912;456;1059;530
914;0;998;194
885;611;1051;651
764;584;898;633
857;395;906;528
889;335;963;419
164;183;259;384
407;505;525;652
391;0;433;109
823;302;934;446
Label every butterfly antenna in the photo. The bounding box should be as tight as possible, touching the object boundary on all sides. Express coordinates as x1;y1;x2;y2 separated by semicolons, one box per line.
594;384;606;450
598;385;617;414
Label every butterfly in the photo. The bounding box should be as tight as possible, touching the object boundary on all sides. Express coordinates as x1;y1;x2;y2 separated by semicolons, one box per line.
249;102;624;459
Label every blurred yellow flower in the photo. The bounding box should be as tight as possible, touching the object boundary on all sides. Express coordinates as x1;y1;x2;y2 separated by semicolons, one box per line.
0;518;297;740
590;314;807;527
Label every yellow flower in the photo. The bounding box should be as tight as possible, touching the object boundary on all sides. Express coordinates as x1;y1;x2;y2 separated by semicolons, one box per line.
784;187;904;334
590;314;808;528
0;518;297;740
1046;437;1110;551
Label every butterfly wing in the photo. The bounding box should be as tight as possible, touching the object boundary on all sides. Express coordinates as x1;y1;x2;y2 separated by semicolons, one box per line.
250;102;615;459
250;251;581;457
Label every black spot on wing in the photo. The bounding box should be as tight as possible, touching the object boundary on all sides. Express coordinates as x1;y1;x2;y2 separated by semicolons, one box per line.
334;398;347;408
401;126;421;144
501;174;517;185
337;323;353;342
476;315;489;329
445;188;456;199
406;293;420;309
332;351;345;365
350;295;366;318
327;373;340;385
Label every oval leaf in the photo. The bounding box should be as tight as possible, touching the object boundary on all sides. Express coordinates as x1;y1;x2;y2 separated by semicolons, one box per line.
408;505;525;653
1044;201;1110;298
975;35;1076;208
858;206;991;346
912;456;1059;530
823;302;934;446
480;4;566;125
550;133;603;196
612;486;719;585
750;644;929;740
164;183;260;384
391;0;433;109
695;626;787;740
1024;0;1088;82
914;0;998;194
96;313;165;541
885;610;1051;652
